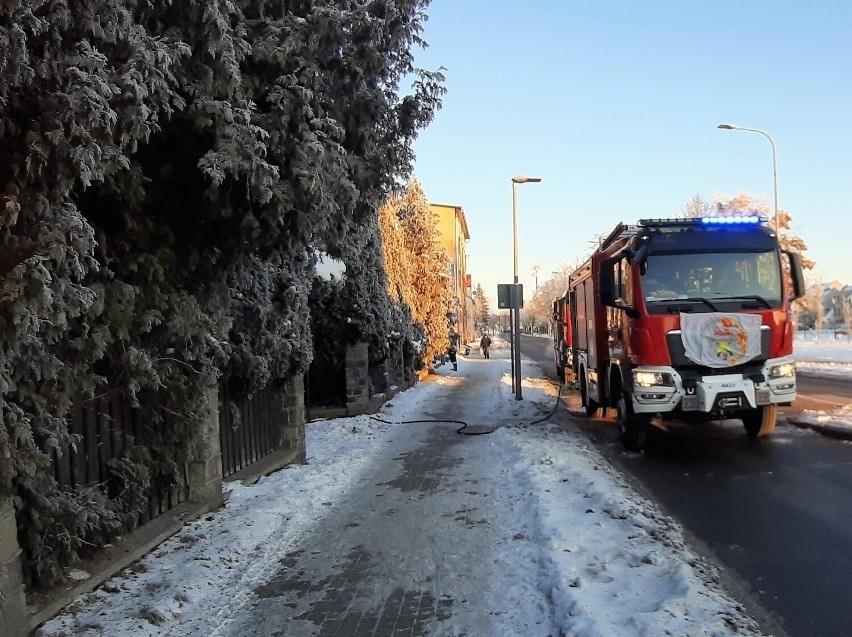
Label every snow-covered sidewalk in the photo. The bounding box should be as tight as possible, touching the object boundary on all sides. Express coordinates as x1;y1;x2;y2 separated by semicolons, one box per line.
39;347;765;637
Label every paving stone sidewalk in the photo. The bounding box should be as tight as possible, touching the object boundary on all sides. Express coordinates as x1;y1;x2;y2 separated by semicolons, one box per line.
223;422;483;637
220;354;550;637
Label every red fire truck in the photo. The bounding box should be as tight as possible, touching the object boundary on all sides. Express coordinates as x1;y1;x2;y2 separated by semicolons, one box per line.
551;292;573;382
567;216;805;450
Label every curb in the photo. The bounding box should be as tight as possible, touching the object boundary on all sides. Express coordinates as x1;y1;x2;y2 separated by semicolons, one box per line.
786;417;852;440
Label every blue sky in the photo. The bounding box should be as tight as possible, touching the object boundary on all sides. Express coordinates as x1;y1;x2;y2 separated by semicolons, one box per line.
410;0;852;304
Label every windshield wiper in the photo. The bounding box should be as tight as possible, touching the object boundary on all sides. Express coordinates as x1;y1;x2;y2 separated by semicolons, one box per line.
724;295;773;309
681;297;720;311
656;298;721;312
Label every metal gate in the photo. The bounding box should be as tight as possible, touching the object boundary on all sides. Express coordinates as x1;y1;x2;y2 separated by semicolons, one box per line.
219;384;283;477
51;392;187;524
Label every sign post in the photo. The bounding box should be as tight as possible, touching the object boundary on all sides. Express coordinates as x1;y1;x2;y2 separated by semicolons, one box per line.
498;284;524;399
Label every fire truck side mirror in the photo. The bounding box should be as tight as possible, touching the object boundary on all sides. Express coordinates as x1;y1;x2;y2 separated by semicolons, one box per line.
632;244;650;275
600;257;640;318
785;250;806;301
620;303;640;319
608;295;640;319
599;258;617;306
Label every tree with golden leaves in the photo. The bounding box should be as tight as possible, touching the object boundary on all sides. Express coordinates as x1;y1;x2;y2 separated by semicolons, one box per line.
794;276;826;331
682;192;814;269
379;178;451;366
682;192;814;301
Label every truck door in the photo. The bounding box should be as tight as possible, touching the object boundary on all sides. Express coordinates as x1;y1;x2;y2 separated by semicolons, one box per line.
574;278;596;367
607;258;631;360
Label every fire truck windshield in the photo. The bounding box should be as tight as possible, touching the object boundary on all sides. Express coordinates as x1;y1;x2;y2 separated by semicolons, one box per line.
641;250;783;309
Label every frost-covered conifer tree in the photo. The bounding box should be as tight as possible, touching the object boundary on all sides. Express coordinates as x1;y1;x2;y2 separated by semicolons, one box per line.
0;0;225;584
247;0;444;372
1;0;444;586
473;284;491;332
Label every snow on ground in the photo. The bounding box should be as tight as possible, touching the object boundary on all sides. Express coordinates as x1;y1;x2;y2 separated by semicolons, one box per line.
792;331;852;431
36;333;850;637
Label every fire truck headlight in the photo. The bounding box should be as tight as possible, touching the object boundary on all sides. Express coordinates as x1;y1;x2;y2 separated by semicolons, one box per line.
769;362;795;379
633;371;674;388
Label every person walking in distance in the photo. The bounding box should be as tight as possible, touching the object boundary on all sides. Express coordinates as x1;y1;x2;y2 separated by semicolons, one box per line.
480;333;492;359
448;330;460;370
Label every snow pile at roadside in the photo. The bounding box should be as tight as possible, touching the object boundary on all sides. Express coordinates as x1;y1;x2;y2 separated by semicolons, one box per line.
478;423;761;636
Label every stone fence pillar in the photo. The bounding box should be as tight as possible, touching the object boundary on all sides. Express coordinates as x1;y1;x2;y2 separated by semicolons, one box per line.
186;388;225;508
281;374;306;464
345;342;370;415
0;498;27;636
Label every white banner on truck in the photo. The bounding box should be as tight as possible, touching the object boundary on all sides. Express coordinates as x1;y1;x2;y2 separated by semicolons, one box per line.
679;312;762;368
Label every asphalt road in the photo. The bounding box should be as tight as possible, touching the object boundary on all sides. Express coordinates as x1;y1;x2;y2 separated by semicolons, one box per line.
519;333;852;637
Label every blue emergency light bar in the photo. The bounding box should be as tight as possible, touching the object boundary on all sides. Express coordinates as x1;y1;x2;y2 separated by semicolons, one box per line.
700;215;765;225
638;215;768;228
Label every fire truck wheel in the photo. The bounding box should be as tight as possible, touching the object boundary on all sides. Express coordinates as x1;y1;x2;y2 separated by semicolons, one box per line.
617;394;649;451
742;405;777;438
580;375;598;416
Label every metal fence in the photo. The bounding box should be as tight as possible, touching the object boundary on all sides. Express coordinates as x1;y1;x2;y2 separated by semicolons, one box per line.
219;384;282;478
49;382;290;516
51;392;186;523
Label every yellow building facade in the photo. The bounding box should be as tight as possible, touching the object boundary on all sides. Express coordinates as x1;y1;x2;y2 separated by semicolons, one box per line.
429;203;474;343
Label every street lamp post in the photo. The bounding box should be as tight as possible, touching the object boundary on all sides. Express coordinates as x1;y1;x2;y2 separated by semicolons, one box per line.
532;265;541;291
511;176;541;400
717;123;779;231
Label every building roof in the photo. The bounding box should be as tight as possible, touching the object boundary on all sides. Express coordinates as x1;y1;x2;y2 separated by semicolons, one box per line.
430;202;470;241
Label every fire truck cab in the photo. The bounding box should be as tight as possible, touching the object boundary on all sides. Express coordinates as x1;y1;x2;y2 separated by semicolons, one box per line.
568;216;805;450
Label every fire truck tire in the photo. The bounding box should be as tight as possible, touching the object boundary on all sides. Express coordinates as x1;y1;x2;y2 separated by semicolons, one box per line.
617;393;649;451
742;405;777;438
580;374;598;416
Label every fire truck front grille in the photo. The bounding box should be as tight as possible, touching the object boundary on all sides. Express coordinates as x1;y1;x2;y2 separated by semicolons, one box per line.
665;327;771;372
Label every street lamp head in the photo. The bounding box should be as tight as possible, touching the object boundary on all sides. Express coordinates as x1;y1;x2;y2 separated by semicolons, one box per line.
512;176;542;184
716;123;779;230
